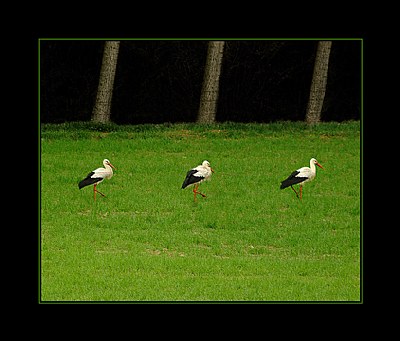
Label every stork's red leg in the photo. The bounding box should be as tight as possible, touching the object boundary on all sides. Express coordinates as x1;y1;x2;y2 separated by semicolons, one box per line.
290;185;299;198
300;185;303;200
193;184;198;202
193;183;206;200
96;189;106;197
93;184;106;200
196;191;206;198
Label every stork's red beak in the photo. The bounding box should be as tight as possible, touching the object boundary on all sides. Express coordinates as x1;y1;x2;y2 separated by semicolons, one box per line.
108;162;116;170
211;167;215;173
316;162;324;169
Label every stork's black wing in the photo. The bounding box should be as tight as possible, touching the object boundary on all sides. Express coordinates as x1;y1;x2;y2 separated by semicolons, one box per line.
280;171;308;189
78;172;103;189
181;169;205;189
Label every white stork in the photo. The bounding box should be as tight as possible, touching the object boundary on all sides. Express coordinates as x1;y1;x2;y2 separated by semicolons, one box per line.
78;159;116;200
280;158;324;200
181;160;214;202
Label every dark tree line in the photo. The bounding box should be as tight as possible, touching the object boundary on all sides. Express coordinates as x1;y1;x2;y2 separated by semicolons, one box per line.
40;39;361;124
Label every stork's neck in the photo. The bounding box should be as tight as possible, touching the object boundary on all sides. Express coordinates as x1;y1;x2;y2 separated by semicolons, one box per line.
309;160;316;173
105;164;114;175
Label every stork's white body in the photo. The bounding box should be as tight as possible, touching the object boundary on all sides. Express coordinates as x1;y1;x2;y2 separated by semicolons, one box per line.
295;162;318;184
90;163;115;182
186;163;213;184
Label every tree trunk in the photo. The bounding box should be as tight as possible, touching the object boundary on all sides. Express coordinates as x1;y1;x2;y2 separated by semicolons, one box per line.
91;41;120;123
305;41;332;124
197;41;225;124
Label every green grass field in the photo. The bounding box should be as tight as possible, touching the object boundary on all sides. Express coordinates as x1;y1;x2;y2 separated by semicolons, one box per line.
40;121;361;302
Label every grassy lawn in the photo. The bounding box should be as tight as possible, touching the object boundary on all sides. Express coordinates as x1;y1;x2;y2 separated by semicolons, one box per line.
40;121;361;302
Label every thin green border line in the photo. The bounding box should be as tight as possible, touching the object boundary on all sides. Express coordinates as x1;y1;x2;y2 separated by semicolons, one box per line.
38;37;363;41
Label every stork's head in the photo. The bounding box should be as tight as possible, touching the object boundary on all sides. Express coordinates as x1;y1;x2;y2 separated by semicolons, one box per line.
202;160;214;173
103;159;116;170
311;158;324;169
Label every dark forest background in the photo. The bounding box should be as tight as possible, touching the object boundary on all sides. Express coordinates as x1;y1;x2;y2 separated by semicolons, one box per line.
40;39;361;124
